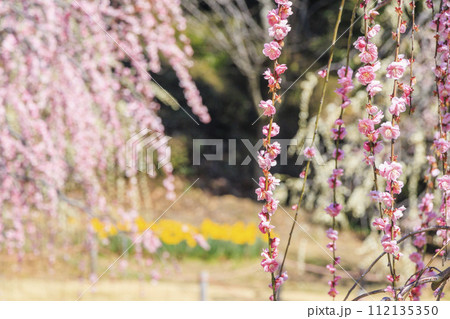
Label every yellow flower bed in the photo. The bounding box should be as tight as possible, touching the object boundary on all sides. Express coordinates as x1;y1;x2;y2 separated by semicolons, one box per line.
91;217;267;247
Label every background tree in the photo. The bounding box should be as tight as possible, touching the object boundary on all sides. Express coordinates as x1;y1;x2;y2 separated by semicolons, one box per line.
0;0;209;275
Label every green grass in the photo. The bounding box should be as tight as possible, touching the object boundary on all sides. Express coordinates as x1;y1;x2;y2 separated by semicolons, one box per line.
102;234;264;260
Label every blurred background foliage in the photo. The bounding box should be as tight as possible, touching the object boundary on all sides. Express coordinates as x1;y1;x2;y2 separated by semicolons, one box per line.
156;0;434;235
91;217;266;260
159;0;358;195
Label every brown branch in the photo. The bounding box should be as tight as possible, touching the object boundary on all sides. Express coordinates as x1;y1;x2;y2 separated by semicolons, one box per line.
353;288;393;301
398;268;450;300
436;280;448;301
400;241;450;300
431;267;450;291
344;226;450;300
354;276;441;301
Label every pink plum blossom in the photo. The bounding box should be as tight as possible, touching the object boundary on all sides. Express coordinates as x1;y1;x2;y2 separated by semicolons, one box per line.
379;122;400;140
389;97;407;116
326;228;338;241
371;110;384;124
267;9;281;26
255;187;273;201
332;148;344;160
257;151;276;170
367;24;381;38
356;65;376;85
382;238;400;255
367;80;383;97
261;248;279;272
380;192;394;207
373;218;388;230
409;252;423;264
328;287;338;298
353;36;367;51
258;1;294;298
269;20;292;41
413;234;427;248
279;3;293;19
325;203;342;217
275;64;288;75
263;41;281;60
337;66;353;79
0;0;210;262
437;175;450;192
259;220;275;234
267;142;281;159
303;146;316;159
387;180;404;195
367;104;379;115
275;0;292;5
326;264;336;273
386;56;410;79
318;69;327;78
392;206;406;222
262;123;280;137
359;42;378;63
434;138;450;154
399;21;407;33
358;118;375;136
331;127;347;140
259;99;276;116
379;161;403;181
418;193;434;213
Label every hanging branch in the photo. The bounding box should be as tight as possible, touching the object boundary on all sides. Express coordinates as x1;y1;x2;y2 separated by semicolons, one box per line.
278;0;347;280
344;226;450;300
324;0;360;300
409;0;416;114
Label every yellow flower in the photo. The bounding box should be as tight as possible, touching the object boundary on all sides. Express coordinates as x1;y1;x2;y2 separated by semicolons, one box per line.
90;218;108;240
91;218;104;232
135;216;150;233
91;214;263;248
117;221;132;232
106;224;118;236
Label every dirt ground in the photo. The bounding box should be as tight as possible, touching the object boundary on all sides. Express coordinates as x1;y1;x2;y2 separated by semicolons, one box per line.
0;258;442;301
0;255;359;301
0;179;447;301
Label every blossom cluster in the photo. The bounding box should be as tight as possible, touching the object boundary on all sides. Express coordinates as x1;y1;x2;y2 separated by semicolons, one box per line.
323;65;354;298
380;1;406;256
431;1;450;255
355;2;406;297
356;2;410;263
0;0;209;266
378;2;414;296
403;2;450;300
355;7;384;168
408;192;435;300
408;196;441;298
256;0;293;300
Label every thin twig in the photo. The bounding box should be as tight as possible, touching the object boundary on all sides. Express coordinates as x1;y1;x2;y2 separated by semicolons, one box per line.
408;0;416;114
278;0;347;279
387;0;405;299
